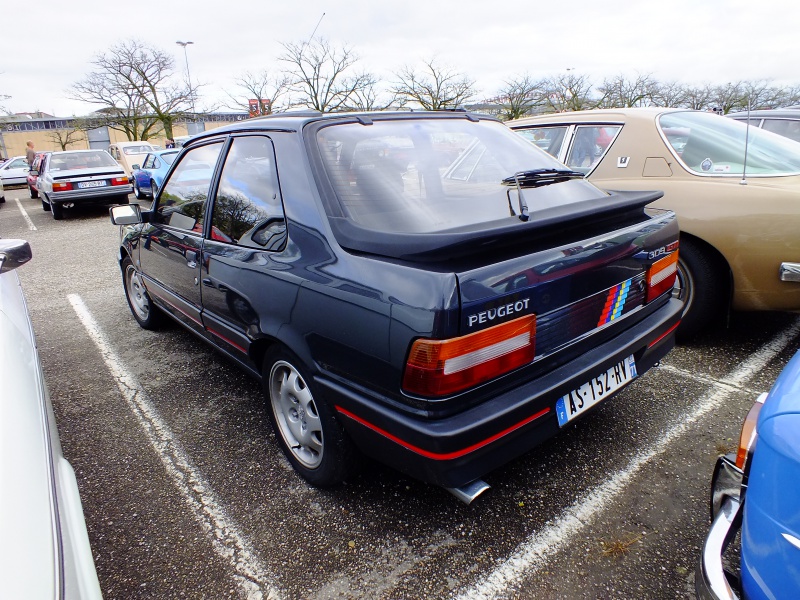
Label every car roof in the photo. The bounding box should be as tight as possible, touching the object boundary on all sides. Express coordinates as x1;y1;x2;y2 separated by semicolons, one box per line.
187;110;496;144
509;106;683;127
728;108;800;119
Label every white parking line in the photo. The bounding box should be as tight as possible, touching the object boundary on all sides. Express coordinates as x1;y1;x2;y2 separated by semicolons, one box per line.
68;294;280;600
456;318;800;600
15;198;37;231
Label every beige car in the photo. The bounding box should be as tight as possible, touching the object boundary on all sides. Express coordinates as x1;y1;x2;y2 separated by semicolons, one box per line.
107;141;158;179
510;108;800;339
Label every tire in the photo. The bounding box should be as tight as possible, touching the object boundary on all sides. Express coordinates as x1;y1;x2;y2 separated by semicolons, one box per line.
51;200;64;220
29;185;38;199
150;180;159;198
673;237;726;342
263;348;360;486
122;256;164;329
42;196;51;212
133;180;144;200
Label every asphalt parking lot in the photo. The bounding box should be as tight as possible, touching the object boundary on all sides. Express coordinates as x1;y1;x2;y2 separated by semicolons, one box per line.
3;185;799;600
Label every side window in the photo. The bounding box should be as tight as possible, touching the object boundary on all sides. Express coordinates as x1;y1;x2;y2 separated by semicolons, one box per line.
153;157;161;169
515;126;568;158
154;141;223;232
566;125;621;173
10;158;27;169
211;136;286;251
762;119;800;143
143;155;155;169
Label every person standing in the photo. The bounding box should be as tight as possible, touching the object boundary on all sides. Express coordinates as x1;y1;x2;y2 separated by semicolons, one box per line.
25;140;35;166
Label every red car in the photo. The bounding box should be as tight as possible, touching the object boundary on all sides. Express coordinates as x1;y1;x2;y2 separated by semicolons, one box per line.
26;152;47;199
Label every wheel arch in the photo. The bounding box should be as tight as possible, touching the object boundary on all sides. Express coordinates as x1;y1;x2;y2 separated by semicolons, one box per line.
679;231;734;312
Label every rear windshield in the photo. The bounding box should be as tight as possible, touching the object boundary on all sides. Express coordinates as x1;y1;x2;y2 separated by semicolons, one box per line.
659;111;800;176
161;151;178;165
48;151;119;171
123;145;154;155
315;118;604;234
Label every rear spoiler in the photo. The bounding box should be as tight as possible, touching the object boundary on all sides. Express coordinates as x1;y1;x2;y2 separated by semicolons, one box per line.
330;189;664;262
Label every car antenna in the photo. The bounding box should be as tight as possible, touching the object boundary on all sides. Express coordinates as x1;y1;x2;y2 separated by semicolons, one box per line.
741;99;751;186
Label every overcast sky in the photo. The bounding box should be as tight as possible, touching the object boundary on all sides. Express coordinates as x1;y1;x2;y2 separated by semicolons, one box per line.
3;0;798;116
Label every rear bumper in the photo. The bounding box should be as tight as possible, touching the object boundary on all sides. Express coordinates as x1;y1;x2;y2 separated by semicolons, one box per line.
322;297;682;488
50;186;132;203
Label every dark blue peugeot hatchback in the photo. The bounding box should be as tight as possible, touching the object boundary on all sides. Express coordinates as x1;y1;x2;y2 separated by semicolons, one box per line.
110;111;682;502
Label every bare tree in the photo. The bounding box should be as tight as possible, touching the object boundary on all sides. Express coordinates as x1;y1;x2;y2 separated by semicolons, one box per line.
47;126;85;150
344;76;401;111
711;82;747;114
228;70;290;116
494;74;547;120
391;58;477;110
69;40;195;140
681;84;715;111
598;73;656;108
650;80;688;108
279;38;374;112
542;73;602;112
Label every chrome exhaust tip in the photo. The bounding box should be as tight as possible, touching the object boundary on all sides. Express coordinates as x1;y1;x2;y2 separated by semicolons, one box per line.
63;202;75;208
445;479;490;504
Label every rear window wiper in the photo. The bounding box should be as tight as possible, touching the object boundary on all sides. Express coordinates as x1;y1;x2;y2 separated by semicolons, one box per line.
501;169;586;188
501;169;585;221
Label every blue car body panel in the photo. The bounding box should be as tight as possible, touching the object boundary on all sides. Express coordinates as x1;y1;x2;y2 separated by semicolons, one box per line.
131;149;179;196
741;351;800;599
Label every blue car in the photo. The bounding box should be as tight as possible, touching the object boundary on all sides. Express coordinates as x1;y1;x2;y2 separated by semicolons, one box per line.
131;149;179;199
697;350;800;599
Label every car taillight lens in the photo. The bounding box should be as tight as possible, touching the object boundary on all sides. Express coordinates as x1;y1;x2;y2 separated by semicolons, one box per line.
646;251;679;303
402;315;536;397
52;182;73;191
111;177;129;186
735;392;766;470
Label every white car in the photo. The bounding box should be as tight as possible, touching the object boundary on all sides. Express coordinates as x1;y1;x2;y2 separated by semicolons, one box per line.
0;155;30;186
36;149;132;220
0;239;102;599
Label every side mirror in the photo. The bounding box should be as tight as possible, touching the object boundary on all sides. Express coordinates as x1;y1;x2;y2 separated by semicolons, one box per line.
29;169;39;176
132;164;140;171
0;239;33;274
110;203;143;225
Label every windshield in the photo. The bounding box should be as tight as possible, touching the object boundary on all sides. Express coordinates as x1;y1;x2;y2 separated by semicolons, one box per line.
316;118;604;233
48;151;119;171
659;111;800;176
123;145;154;155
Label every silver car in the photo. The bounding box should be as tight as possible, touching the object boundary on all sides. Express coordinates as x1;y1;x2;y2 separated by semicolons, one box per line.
35;149;132;220
0;239;102;599
0;155;30;186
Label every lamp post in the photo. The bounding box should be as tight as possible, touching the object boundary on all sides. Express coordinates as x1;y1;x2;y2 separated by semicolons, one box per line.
176;40;195;115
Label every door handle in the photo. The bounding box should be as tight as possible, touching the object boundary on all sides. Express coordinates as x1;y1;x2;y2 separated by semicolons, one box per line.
201;278;229;293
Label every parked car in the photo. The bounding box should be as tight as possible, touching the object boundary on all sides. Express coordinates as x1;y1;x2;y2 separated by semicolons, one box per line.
728;107;800;143
510;108;800;340
696;349;800;599
107;141;158;180
26;151;47;199
0;238;103;599
130;149;179;199
35;149;132;220
0;177;5;204
110;110;682;501
0;155;30;186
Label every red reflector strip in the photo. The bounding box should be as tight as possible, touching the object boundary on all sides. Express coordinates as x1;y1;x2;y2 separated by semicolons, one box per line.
648;321;680;348
335;405;551;460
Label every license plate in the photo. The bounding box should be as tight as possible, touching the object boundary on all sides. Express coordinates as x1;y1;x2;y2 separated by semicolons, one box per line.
555;355;637;426
77;180;107;188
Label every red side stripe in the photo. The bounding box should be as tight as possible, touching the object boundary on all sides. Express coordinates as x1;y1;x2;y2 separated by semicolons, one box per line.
334;405;551;461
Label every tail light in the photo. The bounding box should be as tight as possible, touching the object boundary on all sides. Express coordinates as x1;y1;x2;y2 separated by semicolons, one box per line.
52;182;73;191
402;315;536;397
735;392;766;470
111;177;129;186
646;250;679;303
